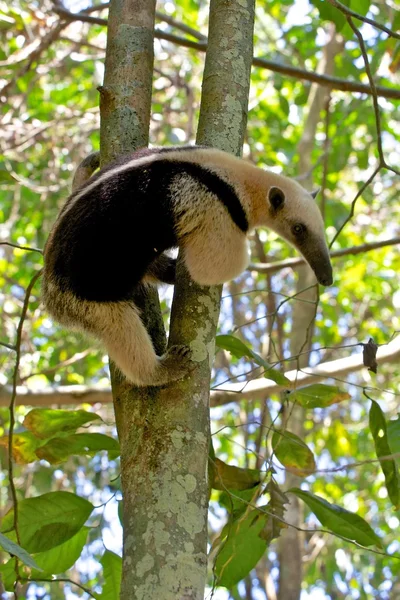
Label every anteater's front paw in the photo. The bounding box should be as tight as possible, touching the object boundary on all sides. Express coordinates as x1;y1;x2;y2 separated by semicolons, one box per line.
158;344;194;383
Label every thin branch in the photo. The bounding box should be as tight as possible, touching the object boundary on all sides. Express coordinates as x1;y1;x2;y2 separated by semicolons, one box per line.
19;349;94;382
7;268;42;595
74;1;208;40
250;235;400;275
326;0;400;40
19;578;96;599
345;14;400;178
156;11;207;41
328;165;380;247
0;341;16;352
346;17;385;162
2;335;399;408
0;242;43;255
51;6;400;100
0;22;68;100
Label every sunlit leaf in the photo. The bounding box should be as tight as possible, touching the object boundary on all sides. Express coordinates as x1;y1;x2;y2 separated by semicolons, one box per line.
272;430;316;476
30;527;89;577
24;408;102;439
0;431;44;464
288;384;350;408
36;433;120;464
214;509;269;588
310;0;346;31
1;492;94;553
216;334;289;385
98;550;122;600
290;489;382;547
0;558;17;592
369;400;400;509
0;532;41;570
212;458;261;491
387;416;400;457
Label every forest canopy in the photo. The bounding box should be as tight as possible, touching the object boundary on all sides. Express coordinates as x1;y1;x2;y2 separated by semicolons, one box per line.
0;0;399;598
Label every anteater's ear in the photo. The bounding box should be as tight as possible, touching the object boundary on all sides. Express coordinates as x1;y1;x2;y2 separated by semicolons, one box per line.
268;186;285;210
310;188;320;200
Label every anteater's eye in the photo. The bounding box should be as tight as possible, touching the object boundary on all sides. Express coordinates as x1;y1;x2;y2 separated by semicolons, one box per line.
268;187;285;210
292;223;306;236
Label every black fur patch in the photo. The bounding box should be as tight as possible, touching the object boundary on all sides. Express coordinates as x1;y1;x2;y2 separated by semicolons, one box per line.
47;157;248;302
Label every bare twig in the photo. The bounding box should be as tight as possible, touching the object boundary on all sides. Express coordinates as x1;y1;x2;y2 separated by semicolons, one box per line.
20;349;94;382
2;335;399;408
326;0;400;40
250;235;400;275
328;165;380;247
20;578;96;599
51;6;400;100
7;269;42;593
0;242;43;255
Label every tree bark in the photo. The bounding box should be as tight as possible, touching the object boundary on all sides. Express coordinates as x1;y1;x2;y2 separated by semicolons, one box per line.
99;0;255;597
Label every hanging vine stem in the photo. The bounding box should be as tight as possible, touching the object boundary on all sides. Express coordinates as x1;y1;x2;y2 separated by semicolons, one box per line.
7;268;42;592
330;12;400;248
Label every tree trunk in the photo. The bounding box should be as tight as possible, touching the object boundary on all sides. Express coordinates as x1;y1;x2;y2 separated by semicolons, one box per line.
100;0;255;598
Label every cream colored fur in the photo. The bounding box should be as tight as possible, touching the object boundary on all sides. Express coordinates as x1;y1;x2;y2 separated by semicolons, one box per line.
43;147;332;386
42;279;190;386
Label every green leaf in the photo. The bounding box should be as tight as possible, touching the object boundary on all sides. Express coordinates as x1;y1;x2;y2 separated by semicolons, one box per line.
24;408;102;439
1;492;94;553
98;550;122;600
0;532;42;570
387;416;400;457
393;9;400;31
272;431;316;476
212;458;261;491
310;0;346;31
215;509;269;588
351;0;371;16
30;527;88;577
216;334;290;385
288;384;350;408
117;500;124;528
0;431;44;464
219;486;261;519
0;557;17;592
36;433;120;464
290;489;382;547
369;400;400;509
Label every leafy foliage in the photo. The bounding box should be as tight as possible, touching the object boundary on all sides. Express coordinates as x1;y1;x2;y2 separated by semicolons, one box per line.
1;0;399;597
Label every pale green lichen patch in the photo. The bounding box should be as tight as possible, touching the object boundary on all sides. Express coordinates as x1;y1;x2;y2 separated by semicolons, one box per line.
190;337;208;362
142;520;171;556
170;429;185;450
136;553;155;579
125;533;135;551
184;541;194;553
177;501;205;535
177;473;197;494
135;553;206;600
198;292;220;322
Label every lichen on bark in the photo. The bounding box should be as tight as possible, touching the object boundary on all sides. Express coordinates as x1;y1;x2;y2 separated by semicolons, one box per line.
100;0;255;597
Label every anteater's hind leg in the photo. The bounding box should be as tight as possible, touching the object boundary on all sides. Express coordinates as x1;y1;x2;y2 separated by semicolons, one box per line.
42;282;191;386
92;301;191;385
143;254;177;285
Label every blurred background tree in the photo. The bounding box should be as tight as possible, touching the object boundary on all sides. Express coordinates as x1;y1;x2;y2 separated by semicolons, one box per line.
0;0;399;598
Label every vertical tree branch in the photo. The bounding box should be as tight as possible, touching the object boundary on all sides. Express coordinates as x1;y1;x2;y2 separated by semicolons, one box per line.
99;0;255;596
98;2;167;599
166;0;255;596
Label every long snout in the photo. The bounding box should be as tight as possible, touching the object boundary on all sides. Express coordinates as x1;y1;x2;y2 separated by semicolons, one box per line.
300;239;333;287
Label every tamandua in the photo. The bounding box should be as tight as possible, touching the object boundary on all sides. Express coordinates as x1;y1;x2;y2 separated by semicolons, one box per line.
42;146;333;386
